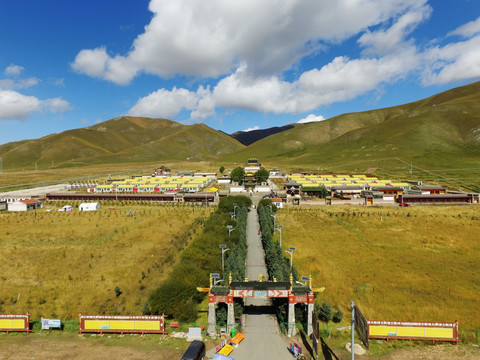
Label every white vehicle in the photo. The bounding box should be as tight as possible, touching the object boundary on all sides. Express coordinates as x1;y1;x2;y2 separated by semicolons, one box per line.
58;205;73;212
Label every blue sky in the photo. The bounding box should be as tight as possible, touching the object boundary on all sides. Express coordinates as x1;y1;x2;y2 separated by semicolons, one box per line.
1;0;479;145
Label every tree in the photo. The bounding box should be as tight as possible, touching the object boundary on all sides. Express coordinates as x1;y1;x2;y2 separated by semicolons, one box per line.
320;186;328;198
219;166;225;175
318;302;333;323
255;169;269;183
332;309;343;323
230;167;245;184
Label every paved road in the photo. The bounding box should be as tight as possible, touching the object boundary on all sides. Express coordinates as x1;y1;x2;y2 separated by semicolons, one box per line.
232;196;293;360
0;184;68;198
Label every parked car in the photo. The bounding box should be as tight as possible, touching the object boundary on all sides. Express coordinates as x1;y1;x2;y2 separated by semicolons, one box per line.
58;205;73;212
399;203;410;207
181;340;205;360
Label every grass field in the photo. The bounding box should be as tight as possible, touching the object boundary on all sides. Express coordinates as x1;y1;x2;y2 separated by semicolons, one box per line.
276;205;480;331
0;203;212;319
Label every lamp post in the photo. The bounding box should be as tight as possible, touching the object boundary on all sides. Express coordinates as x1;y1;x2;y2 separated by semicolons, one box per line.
211;273;223;287
220;244;230;274
271;212;277;231
233;203;238;217
276;224;283;248
226;225;236;236
296;276;310;287
285;246;296;269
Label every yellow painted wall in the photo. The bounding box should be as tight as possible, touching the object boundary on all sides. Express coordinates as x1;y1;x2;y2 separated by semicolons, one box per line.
0;319;25;329
84;320;110;330
370;325;454;339
425;327;453;338
136;321;160;330
109;320;135;330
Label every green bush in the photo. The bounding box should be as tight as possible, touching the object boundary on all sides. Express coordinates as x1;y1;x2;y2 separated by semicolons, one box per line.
318;302;333;323
332;309;343;323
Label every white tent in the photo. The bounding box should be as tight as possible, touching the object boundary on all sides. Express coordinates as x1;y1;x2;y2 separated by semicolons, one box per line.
79;202;100;211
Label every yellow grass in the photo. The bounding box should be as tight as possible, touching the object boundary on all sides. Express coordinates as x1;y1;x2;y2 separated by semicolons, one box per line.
277;205;480;330
0;204;212;319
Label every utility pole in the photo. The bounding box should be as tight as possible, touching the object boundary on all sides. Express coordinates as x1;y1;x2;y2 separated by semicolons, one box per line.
351;300;355;360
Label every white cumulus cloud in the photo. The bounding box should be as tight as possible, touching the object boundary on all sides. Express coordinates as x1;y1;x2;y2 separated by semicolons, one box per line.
448;16;480;38
0;90;71;121
297;114;325;124
4;64;24;76
128;87;197;118
94;1;480;125
242;126;260;132
73;0;426;84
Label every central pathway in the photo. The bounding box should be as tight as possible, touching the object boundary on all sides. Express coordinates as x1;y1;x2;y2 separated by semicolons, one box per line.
232;197;293;360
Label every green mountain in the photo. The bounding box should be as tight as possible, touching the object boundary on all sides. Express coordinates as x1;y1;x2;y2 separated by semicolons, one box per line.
0;116;245;169
220;81;480;188
2;82;480;190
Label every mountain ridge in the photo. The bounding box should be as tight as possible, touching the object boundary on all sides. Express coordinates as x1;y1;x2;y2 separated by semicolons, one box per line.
1;82;480;181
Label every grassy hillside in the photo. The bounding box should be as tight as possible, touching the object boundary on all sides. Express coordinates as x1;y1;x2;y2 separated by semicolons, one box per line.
0;116;244;171
276;205;480;330
220;81;480;190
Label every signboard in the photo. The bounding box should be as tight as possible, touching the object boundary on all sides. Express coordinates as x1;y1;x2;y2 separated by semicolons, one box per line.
41;318;61;330
254;290;267;298
79;314;166;335
209;294;233;303
354;305;369;349
289;246;296;251
211;273;220;279
368;320;459;344
0;313;30;333
289;294;308;304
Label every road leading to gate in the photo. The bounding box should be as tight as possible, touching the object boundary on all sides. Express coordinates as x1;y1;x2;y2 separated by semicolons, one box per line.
232;196;293;360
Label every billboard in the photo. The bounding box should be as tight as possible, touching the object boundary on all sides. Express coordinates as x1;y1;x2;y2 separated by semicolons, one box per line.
368;320;459;344
79;314;166;335
0;313;30;333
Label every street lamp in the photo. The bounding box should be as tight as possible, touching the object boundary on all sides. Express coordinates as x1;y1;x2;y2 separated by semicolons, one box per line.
276;224;283;248
211;273;224;287
296;276;310;287
285;246;296;269
270;212;277;231
220;244;230;273
226;225;236;236
233;203;238;217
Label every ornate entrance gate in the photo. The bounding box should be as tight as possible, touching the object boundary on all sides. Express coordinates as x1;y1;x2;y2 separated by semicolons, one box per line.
202;274;322;337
